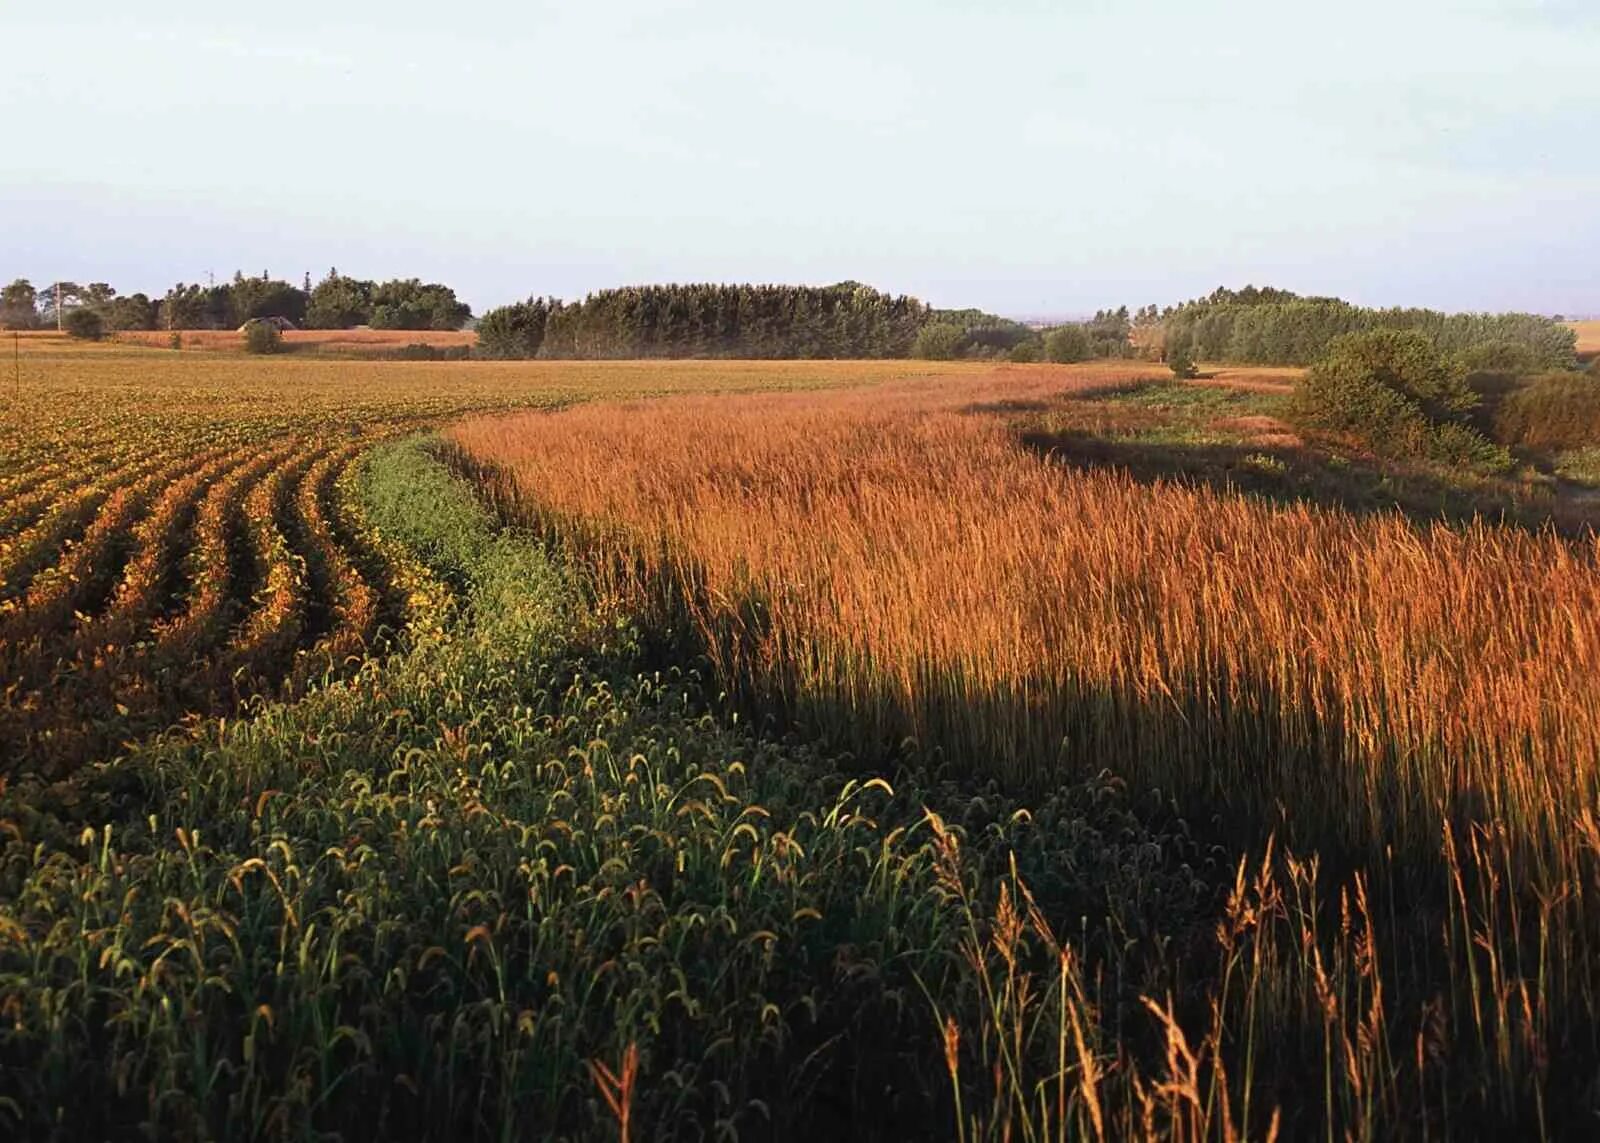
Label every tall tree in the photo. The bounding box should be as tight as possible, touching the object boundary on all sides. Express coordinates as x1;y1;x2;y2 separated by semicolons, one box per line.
0;279;38;329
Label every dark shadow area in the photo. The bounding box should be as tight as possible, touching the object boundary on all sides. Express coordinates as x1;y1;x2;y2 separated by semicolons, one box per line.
1017;425;1597;535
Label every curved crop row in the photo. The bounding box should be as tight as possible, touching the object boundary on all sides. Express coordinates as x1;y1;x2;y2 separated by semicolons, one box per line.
0;444;140;538
0;462;184;654
288;443;381;689
73;448;243;655
151;440;304;670
216;445;326;696
0;451;178;608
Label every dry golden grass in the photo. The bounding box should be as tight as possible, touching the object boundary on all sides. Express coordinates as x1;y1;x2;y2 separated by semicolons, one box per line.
1568;319;1600;357
454;366;1600;877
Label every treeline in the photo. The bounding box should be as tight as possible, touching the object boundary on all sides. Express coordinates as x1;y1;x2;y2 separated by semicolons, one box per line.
1163;286;1576;369
483;283;930;360
0;270;471;333
479;283;1134;363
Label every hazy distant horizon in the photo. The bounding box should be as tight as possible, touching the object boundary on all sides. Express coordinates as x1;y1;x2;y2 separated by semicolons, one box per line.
4;1;1596;319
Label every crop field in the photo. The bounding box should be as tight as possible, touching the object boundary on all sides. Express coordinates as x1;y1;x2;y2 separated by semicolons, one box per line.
1570;319;1600;358
0;351;961;776
4;347;1600;1140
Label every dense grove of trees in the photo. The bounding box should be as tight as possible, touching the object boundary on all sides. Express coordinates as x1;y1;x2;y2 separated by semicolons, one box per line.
928;309;1036;355
305;272;472;331
532;283;930;359
475;297;558;359
2;279;160;332
1162;287;1576;368
0;270;471;332
477;287;1146;363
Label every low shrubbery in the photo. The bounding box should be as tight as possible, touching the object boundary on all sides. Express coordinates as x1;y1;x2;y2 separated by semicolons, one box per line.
1294;329;1511;470
1044;324;1093;363
1167;339;1198;379
1458;338;1545;376
62;307;104;340
1493;373;1600;451
242;318;284;354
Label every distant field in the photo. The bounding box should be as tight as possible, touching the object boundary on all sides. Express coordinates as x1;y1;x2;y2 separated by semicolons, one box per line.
115;327;478;353
1570;319;1600;357
7;328;476;351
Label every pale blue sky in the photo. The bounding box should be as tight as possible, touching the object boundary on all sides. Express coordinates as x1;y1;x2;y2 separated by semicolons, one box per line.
2;0;1596;317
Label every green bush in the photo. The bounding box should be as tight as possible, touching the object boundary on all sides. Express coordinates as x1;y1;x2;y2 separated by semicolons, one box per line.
1007;340;1041;364
1043;324;1092;363
1168;342;1198;380
62;307;104;341
242;319;283;355
912;322;966;360
1458;339;1543;377
1493;374;1600;451
1295;329;1510;471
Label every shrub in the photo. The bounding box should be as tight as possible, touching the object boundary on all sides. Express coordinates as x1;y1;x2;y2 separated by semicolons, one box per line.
1493;374;1600;451
243;319;283;355
912;322;966;361
1458;339;1543;377
1007;341;1041;364
1295;329;1510;471
1043;324;1092;363
1168;344;1198;380
63;307;104;341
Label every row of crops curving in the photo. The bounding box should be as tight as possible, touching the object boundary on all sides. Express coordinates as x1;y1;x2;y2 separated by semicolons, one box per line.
0;426;425;776
0;351;969;777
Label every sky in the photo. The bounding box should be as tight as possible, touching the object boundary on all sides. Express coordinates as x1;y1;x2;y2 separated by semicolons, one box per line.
2;0;1596;318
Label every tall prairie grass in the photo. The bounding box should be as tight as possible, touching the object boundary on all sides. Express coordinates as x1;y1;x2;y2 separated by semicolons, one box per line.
446;368;1600;1135
451;369;1600;881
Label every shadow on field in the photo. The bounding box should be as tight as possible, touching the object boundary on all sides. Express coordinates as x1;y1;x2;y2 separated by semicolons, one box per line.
1016;426;1581;533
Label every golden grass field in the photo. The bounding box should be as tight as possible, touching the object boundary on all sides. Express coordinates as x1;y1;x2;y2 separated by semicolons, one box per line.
1569;319;1600;357
454;366;1600;878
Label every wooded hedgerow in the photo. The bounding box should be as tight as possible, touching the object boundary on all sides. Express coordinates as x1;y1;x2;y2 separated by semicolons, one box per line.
484;283;930;360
